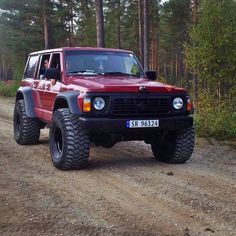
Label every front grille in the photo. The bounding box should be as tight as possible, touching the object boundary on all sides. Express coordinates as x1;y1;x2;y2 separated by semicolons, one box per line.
111;97;170;116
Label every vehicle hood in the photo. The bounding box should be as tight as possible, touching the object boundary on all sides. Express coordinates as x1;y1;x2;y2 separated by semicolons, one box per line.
66;75;186;93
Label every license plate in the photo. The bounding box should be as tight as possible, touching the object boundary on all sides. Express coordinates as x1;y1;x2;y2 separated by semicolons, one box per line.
126;120;159;128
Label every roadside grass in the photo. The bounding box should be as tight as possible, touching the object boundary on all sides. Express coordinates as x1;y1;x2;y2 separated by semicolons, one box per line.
0;80;19;97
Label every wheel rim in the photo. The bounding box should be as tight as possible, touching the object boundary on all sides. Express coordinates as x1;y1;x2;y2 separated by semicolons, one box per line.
54;127;63;158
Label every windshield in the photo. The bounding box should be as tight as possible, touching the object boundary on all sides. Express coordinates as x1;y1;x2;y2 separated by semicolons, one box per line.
64;50;144;77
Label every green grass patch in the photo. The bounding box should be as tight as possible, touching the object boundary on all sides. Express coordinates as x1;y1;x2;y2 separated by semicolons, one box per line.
0;81;20;97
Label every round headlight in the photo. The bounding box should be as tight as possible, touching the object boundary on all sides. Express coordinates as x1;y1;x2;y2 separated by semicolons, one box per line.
173;97;183;110
93;97;105;110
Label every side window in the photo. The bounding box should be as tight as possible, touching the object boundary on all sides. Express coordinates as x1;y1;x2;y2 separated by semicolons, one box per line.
51;53;61;70
38;54;51;78
25;55;38;79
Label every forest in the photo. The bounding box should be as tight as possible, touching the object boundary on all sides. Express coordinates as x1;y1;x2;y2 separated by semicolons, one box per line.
0;0;235;139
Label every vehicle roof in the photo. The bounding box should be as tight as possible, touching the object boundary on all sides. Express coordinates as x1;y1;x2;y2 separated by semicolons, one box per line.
29;47;133;55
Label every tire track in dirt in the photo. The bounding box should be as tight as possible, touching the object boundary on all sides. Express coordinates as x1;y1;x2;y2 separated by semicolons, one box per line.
0;121;171;235
89;167;235;235
1;97;236;236
88;139;236;235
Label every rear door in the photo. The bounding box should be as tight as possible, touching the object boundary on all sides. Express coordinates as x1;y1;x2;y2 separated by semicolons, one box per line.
34;53;51;120
23;54;43;118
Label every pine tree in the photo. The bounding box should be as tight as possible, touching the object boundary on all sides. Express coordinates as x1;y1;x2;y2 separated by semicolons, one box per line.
95;0;105;47
185;0;236;100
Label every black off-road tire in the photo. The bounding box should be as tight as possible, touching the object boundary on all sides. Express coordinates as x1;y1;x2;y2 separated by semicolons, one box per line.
49;108;90;170
13;99;40;145
151;127;195;164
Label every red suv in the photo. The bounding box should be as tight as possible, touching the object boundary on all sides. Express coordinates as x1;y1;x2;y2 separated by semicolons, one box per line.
13;47;195;170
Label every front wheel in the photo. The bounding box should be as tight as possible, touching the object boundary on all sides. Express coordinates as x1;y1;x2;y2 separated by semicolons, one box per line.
151;127;195;164
49;108;90;170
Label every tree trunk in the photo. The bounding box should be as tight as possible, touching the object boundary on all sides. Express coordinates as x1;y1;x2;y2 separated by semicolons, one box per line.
0;48;3;81
192;73;198;104
175;53;178;82
70;4;74;47
153;0;159;78
95;0;105;48
117;0;121;48
156;20;159;78
184;65;189;92
24;49;28;64
138;0;144;67
171;58;174;80
143;0;149;71
164;61;167;80
152;24;158;72
43;0;49;49
151;32;155;70
192;0;198;104
2;58;5;81
217;81;221;101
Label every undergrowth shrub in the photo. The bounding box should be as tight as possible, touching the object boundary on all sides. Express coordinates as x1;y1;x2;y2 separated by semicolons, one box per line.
0;81;19;97
194;93;236;140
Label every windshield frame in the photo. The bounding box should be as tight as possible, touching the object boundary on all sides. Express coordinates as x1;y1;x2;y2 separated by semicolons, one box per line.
64;50;145;77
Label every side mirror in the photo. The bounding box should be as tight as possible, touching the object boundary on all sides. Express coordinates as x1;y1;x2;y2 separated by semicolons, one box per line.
145;70;156;81
45;68;60;81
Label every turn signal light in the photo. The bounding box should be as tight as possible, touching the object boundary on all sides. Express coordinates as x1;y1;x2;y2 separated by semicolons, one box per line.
187;98;193;112
83;98;91;112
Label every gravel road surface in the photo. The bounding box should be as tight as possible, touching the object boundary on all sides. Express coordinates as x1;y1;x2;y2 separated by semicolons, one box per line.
0;96;235;236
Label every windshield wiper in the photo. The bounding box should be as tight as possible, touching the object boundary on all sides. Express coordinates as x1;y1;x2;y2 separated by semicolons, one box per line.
68;70;97;75
100;72;141;78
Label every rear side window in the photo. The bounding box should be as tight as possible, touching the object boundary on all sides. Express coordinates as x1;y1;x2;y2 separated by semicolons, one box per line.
25;55;38;78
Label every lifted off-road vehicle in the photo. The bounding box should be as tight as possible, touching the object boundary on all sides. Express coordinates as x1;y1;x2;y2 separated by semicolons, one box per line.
14;47;194;170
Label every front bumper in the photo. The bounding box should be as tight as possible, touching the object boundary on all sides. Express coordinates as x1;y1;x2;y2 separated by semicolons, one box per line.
79;116;193;132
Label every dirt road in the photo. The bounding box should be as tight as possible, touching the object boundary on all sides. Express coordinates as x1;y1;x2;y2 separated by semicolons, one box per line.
0;96;235;236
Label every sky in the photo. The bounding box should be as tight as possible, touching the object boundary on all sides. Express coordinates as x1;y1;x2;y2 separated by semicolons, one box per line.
161;0;169;3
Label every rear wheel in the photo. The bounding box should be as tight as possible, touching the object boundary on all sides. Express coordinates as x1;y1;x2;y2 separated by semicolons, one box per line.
13;99;40;145
49;108;90;170
151;127;195;164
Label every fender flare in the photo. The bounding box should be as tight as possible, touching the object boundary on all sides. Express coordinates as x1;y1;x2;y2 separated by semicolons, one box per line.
53;91;81;114
16;87;36;118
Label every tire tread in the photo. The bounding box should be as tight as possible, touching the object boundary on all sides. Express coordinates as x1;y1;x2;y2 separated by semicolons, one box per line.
151;127;195;164
14;100;40;145
50;108;90;170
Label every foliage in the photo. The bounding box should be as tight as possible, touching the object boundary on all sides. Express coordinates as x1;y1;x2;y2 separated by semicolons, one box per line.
120;1;139;55
159;0;191;85
195;93;236;140
0;81;19;97
160;0;190;53
184;0;236;139
185;0;236;99
76;0;96;46
104;0;124;49
13;62;25;81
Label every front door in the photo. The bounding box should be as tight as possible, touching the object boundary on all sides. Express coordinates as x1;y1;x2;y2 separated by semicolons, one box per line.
42;53;62;121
